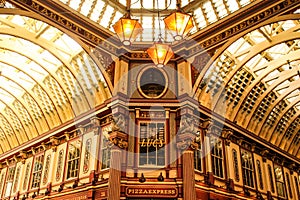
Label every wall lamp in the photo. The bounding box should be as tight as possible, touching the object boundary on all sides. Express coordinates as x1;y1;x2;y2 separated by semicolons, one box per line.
139;173;146;183
157;172;164;181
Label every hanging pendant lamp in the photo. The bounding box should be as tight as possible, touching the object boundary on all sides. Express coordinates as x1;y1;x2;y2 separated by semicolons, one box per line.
147;38;174;68
113;11;143;46
163;3;194;41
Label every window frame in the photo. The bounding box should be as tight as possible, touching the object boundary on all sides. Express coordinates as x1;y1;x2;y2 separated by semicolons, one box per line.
4;165;16;198
66;139;82;180
210;136;225;179
138;121;166;168
194;131;203;172
100;131;111;170
31;153;45;189
274;164;286;198
240;149;255;188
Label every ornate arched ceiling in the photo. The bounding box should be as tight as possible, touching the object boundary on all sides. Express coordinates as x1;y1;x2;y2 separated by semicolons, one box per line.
197;13;300;158
0;8;112;153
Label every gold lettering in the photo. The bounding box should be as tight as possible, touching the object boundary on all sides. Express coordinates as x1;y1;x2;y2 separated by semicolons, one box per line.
141;139;146;147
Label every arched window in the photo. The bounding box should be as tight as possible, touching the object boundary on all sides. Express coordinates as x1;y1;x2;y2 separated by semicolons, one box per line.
256;160;263;189
241;150;254;188
210;136;224;178
268;164;275;193
274;164;286;198
232;149;239;182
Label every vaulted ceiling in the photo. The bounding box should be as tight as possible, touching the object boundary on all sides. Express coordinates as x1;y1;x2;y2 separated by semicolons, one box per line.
0;0;300;162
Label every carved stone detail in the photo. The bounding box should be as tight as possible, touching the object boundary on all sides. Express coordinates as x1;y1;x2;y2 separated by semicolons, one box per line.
108;131;128;149
177;132;198;151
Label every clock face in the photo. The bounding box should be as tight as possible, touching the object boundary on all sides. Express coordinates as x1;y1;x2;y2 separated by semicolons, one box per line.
138;67;168;99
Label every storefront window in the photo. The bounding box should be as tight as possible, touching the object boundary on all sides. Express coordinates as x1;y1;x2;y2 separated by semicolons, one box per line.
139;122;165;166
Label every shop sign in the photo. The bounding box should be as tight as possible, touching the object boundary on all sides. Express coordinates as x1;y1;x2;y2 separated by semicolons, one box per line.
126;185;178;198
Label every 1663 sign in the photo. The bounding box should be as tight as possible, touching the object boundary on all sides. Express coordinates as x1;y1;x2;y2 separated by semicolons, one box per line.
139;139;164;147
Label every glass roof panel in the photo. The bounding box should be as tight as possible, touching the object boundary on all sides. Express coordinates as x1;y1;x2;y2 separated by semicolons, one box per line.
55;0;257;42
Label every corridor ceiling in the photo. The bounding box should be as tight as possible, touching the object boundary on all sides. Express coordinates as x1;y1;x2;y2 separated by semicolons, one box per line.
1;0;300;162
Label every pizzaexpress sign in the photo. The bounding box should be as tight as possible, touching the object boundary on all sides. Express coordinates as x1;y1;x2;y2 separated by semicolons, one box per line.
126;186;178;198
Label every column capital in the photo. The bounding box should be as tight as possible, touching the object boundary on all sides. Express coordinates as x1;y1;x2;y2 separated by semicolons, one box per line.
176;132;198;151
109;131;128;149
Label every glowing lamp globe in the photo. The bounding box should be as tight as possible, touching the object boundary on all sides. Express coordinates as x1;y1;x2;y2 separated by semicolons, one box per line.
164;11;194;41
113;14;143;46
147;41;174;68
